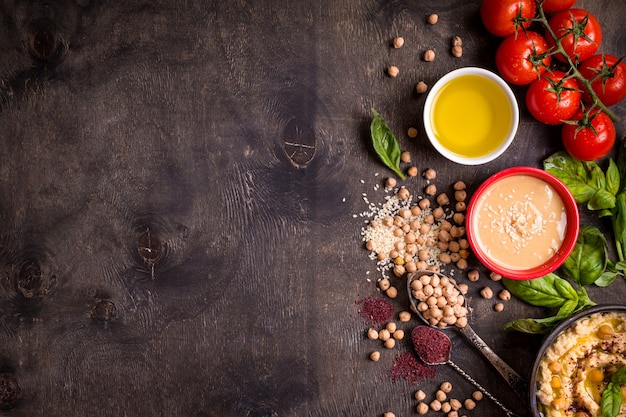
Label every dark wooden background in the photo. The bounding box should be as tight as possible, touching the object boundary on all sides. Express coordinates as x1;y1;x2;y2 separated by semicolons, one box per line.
0;1;624;416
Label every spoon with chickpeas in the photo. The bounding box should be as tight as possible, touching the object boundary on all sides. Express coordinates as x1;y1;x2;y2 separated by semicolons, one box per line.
412;325;523;417
407;270;528;402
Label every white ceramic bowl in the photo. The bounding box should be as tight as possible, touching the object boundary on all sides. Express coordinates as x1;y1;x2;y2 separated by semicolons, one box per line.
423;67;519;165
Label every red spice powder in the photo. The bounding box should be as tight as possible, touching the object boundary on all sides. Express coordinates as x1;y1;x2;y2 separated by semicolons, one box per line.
356;295;394;326
387;350;436;385
411;325;451;364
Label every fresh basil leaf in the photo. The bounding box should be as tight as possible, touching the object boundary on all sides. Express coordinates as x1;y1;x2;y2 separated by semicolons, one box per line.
370;108;406;180
617;137;626;194
544;152;597;203
561;225;608;286
601;382;622;417
594;271;619;287
503;300;577;334
588;189;617;211
586;161;607;191
606;159;620;196
503;274;576;308
612;193;626;262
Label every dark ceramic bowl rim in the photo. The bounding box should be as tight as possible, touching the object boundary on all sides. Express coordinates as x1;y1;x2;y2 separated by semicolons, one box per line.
528;304;626;417
466;166;579;280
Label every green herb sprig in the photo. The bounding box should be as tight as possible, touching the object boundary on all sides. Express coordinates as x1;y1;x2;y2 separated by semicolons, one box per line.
601;366;626;417
370;108;406;180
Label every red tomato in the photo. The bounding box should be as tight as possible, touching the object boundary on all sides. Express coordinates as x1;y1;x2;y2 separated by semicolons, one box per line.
480;0;535;37
545;8;602;63
495;31;552;85
562;110;616;161
541;0;576;14
578;54;626;107
526;71;582;125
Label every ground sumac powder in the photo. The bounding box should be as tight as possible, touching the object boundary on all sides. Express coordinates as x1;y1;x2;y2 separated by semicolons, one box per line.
356;295;394;326
411;325;451;364
387;351;436;384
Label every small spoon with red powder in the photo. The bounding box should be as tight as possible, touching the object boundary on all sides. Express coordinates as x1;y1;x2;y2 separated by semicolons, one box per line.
411;325;522;417
407;270;527;401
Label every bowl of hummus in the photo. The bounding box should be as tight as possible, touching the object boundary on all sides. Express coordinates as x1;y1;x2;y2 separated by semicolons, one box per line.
466;166;579;280
530;305;626;417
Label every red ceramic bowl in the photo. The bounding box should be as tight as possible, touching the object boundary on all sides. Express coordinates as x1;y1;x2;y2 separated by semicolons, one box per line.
466;166;579;280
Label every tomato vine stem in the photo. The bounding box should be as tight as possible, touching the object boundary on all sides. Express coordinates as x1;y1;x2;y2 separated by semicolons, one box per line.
535;1;619;122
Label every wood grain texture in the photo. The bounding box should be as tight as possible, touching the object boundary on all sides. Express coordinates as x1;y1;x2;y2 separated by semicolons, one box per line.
0;0;624;416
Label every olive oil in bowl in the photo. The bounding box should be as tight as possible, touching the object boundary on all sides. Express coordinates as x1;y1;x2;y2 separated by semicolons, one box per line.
424;68;519;165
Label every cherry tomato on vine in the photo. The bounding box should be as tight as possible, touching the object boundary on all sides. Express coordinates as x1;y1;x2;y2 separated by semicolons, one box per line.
526;70;582;125
545;8;602;63
541;0;576;14
495;31;552;85
480;0;535;37
578;54;626;107
562;109;616;161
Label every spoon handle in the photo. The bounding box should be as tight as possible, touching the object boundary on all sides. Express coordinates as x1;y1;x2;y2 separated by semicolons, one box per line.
447;360;523;417
458;324;528;402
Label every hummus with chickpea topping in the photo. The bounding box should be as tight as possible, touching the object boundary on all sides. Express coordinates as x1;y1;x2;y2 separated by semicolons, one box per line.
536;311;626;417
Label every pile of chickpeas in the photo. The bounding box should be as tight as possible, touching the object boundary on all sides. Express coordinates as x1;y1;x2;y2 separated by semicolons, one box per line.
363;175;470;278
409;272;468;328
415;382;483;416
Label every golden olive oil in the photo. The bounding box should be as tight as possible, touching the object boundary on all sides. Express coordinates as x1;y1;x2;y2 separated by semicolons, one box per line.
431;74;513;158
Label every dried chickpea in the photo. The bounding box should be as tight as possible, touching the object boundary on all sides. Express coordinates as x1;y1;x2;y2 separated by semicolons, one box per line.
407;166;418;177
440;381;453;393
385;321;397;333
454;190;467;202
441;402;451;413
367;328;379;340
416;402;429;415
494;302;504;312
407;127;418;138
405;261;417;273
453;180;466;190
498;289;511;301
464;398;476;410
423;168;437;180
385;177;397;189
436;193;450;206
452;45;463;57
456;259;468;270
433;207;445;219
430;400;442;411
449;399;462;411
453;213;465;225
455;201;466;212
418;198;431;210
397;187;410;200
448;411;459;417
423;49;435;62
452;36;463;47
489;271;502;281
379;278;391;291
458;283;469;294
467;269;480;282
384;338;396;349
435;390;447;402
425;184;437;196
415;81;428;94
393;265;405;277
386;286;398;298
401;151;411;163
378;329;391;341
387;65;400;77
370;351;381;361
415;390;427;401
383;412;395;417
472;391;483;401
393;329;405;340
427;13;438;24
480;287;493;299
399;311;411;322
393;36;404;49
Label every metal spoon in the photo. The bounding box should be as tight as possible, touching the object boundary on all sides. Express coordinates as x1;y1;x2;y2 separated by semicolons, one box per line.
407;270;528;401
411;325;523;417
